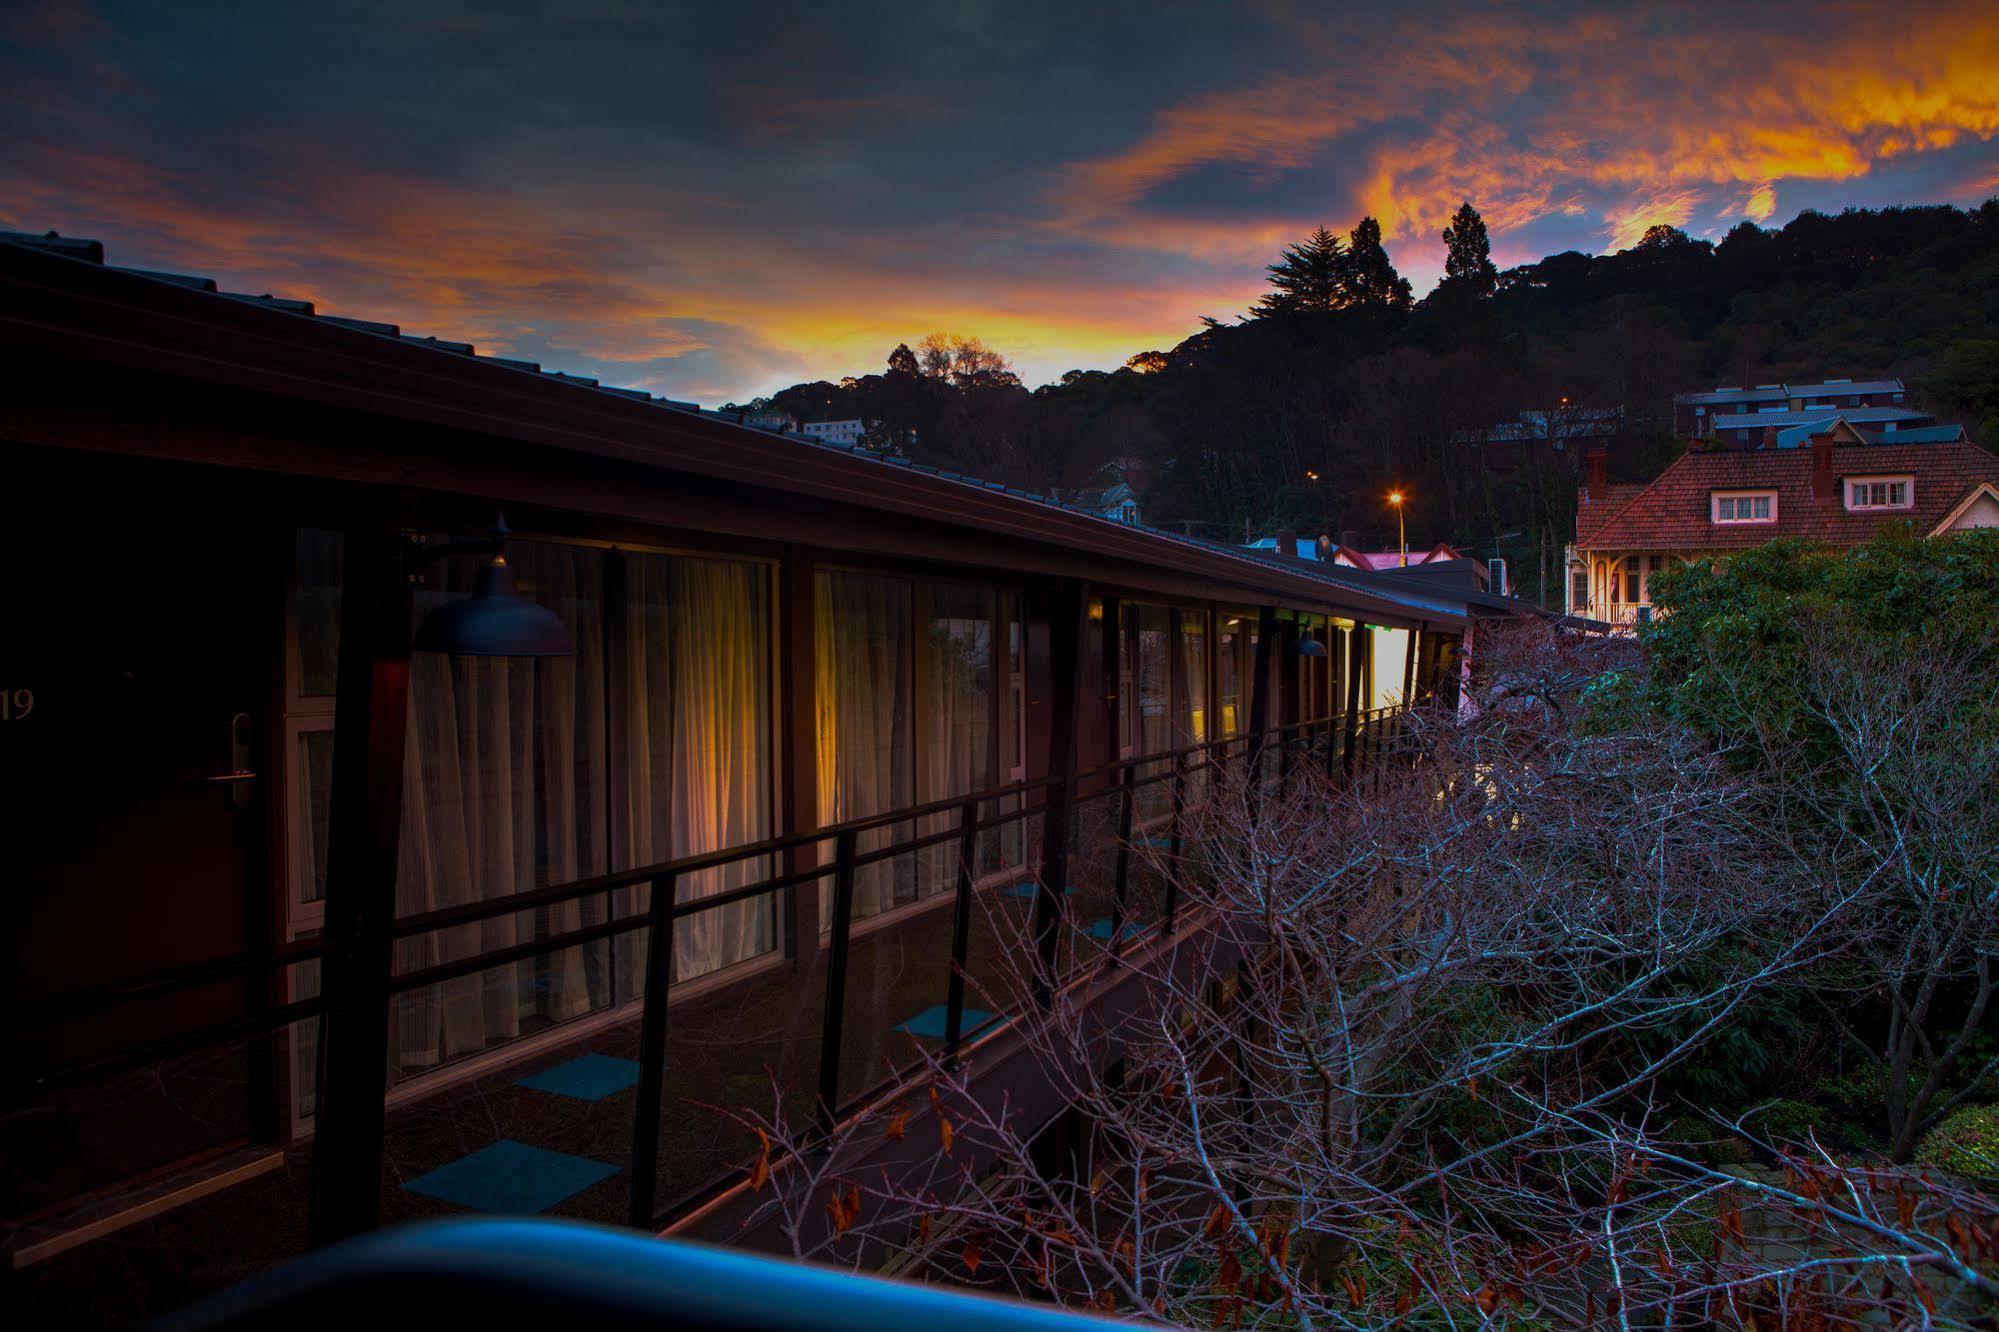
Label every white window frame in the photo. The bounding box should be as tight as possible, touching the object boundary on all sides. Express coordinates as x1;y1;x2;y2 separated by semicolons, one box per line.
1711;490;1778;524
1846;475;1914;512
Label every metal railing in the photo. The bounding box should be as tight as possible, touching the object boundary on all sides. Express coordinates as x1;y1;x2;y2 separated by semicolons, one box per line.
6;703;1417;1240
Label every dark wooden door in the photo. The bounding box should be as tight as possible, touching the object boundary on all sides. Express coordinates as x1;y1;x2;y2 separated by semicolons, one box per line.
1;452;279;1212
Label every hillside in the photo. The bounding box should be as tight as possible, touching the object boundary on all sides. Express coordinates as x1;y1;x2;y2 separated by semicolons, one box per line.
739;200;1999;605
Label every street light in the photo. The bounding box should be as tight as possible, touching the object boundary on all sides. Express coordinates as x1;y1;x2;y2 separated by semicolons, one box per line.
1387;489;1406;567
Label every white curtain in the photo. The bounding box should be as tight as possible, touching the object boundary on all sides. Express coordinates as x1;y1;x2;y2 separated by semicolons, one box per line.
619;554;775;995
921;583;996;895
393;543;608;1079
816;572;913;921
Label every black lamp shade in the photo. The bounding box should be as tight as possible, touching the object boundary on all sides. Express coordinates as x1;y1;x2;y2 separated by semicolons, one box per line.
413;558;577;657
1297;637;1329;658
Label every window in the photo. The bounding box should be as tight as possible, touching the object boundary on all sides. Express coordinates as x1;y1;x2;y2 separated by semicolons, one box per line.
1712;491;1776;524
1847;476;1913;511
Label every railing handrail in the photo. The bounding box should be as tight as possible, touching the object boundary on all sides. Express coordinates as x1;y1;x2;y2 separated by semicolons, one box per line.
9;705;1425;1041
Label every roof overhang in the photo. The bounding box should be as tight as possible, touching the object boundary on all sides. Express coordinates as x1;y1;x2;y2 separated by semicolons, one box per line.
0;239;1462;629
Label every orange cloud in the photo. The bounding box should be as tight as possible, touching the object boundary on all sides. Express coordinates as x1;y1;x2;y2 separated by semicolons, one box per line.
1058;0;1999;260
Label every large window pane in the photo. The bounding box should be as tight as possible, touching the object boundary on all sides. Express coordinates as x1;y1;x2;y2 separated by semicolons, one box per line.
392;540;610;1083
816;571;915;921
621;553;776;992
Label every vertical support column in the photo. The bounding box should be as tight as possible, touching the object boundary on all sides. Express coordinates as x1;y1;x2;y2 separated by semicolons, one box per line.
1035;580;1087;1004
944;796;978;1057
1106;765;1135;965
309;524;413;1248
1243;605;1278;817
627;869;678;1229
779;546;820;967
1342;625;1367;781
817;828;859;1130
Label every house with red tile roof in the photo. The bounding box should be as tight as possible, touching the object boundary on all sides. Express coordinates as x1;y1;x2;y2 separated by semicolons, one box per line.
1567;426;1999;625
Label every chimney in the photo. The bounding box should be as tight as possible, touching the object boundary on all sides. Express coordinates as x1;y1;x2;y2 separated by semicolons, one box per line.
1811;433;1836;504
1584;445;1608;500
1762;425;1778;451
1276;527;1299;561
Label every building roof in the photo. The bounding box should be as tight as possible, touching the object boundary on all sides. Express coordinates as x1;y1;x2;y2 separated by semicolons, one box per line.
1575;483;1647;545
1573;440;1999;552
1859;423;1967;445
0;228;1473;630
1711;405;1929;430
1678;377;1906;406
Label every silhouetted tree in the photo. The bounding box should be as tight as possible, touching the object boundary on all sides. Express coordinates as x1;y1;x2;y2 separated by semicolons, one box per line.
1344;215;1413;309
886;342;920;378
1254;227;1348;315
1440;200;1498;298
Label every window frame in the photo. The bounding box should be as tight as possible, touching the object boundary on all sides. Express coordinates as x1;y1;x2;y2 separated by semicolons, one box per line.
1845;474;1914;512
1710;490;1778;525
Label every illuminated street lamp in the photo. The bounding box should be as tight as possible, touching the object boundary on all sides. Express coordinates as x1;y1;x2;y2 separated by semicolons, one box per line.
1387;489;1406;567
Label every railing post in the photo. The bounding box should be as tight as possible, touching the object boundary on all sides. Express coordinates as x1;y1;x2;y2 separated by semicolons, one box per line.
816;829;859;1132
944;798;978;1057
309;523;412;1249
1107;764;1136;965
627;871;677;1229
1163;751;1186;934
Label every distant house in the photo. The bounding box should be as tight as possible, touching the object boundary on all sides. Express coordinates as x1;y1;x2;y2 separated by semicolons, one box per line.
799;417;866;447
1567;429;1999;624
1674;377;1923;439
1246;535;1494;586
1455;405;1625;471
1060;480;1140;524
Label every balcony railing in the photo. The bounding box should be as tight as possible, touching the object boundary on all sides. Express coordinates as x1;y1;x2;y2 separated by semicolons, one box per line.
6;704;1415;1265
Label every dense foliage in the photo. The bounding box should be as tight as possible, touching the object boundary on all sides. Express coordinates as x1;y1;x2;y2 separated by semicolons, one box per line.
738;198;1999;602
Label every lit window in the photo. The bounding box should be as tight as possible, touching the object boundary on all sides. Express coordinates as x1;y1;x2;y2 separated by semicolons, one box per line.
1712;491;1776;523
1847;476;1913;511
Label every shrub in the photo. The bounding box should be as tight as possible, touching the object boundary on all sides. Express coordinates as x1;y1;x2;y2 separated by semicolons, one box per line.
1913;1103;1999;1179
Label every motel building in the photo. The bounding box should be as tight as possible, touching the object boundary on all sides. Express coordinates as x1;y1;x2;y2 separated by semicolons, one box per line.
0;232;1489;1327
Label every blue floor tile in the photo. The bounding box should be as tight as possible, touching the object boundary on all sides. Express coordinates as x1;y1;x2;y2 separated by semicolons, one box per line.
516;1053;643;1101
403;1140;618;1214
894;1004;998;1040
1002;883;1074;900
1084;917;1145;942
1135;836;1178;850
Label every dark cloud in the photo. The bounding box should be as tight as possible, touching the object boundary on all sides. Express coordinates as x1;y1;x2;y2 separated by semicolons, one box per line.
2;0;1995;399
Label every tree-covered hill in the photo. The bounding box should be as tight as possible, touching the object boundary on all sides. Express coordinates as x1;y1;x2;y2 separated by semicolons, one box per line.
732;199;1999;605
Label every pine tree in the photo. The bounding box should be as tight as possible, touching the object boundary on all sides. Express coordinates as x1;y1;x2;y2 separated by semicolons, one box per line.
1440;201;1497;298
1343;216;1413;310
886;342;920;378
1254;227;1348;316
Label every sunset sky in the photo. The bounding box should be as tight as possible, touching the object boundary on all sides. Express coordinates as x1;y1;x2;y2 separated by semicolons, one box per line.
5;1;1997;404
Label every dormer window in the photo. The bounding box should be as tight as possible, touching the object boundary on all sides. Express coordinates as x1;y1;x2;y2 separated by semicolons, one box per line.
1847;476;1913;511
1712;490;1776;524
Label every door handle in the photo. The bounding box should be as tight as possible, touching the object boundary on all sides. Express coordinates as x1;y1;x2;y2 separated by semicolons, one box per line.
203;711;258;809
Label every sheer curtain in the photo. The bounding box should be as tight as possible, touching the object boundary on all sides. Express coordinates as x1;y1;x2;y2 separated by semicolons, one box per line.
921;582;996;896
816;571;913;921
393;542;608;1079
1133;605;1171;818
619;553;775;995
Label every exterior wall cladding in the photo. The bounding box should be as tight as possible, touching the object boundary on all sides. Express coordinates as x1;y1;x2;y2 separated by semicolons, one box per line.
0;236;1478;1328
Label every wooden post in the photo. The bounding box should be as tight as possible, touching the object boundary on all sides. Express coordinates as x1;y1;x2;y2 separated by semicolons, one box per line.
1244;605;1278;813
779;546;820;967
816;828;859;1130
944;797;978;1056
308;524;413;1247
1342;625;1366;781
627;870;678;1229
1035;581;1087;1004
